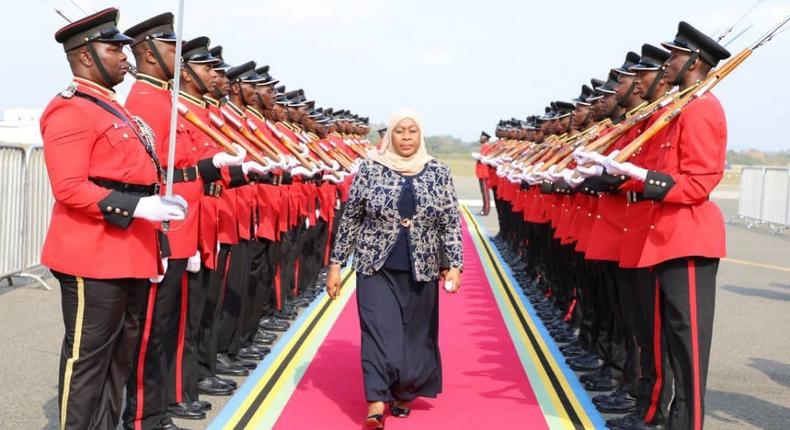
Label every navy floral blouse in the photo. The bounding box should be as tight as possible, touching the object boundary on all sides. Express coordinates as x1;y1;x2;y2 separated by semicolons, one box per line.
330;159;463;281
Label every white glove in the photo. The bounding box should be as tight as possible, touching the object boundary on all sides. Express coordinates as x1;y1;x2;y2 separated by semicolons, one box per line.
150;257;167;284
481;156;493;166
133;195;186;222
186;251;201;273
327;159;340;171
471;152;482;160
576;164;604;178
573;149;607;166
563;169;585;188
212;144;246;168
525;173;543;185
242;161;271;176
290;165;313;178
501;155;513;162
602;156;648;181
323;173;343;184
496;167;507;178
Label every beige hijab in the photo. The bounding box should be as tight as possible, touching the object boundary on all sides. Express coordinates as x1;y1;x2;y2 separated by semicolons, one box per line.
370;108;433;175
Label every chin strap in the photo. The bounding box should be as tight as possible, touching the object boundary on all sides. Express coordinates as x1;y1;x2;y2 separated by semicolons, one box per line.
617;78;638;108
644;67;667;100
145;39;173;80
86;42;115;89
184;62;210;95
674;52;699;86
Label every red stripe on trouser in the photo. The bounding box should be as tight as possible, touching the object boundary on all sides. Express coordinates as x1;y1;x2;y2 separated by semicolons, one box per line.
644;276;663;423
134;284;158;430
323;217;333;266
175;274;189;404
275;264;282;310
293;258;300;296
688;259;701;430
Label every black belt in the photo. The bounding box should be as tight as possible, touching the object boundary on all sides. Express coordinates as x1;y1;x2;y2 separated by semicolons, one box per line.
203;182;223;197
90;177;159;197
172;166;199;183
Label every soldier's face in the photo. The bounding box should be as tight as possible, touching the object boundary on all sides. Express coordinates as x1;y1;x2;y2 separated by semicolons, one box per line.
634;69;659;99
391;118;421;157
256;85;275;108
601;93;618;116
157;40;177;74
92;42;130;86
241;82;256;104
663;49;689;85
191;63;217;94
573;106;589;127
615;74;638;106
215;71;230;96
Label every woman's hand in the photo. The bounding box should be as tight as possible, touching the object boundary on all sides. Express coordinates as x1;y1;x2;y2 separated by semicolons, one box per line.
326;264;342;299
442;267;462;294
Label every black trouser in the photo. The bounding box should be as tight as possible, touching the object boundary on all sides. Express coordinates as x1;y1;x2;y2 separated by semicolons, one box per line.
123;259;186;429
613;267;641;392
246;239;275;341
478;179;491;215
174;269;204;404
279;228;299;300
656;257;718;430
218;240;251;355
54;271;147;430
197;245;231;379
633;268;673;424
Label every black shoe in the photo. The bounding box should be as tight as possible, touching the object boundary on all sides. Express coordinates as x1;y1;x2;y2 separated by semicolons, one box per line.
568;355;604;371
389;403;410;418
238;345;266;361
616;420;666;430
585;377;620;392
216;354;250;376
255;330;277;341
596;393;637;413
580;370;606;385
228;354;257;369
157;416;190;430
167;403;206;420
189;400;212;412
214;375;238;389
365;414;385;429
260;317;289;332
197;377;234;396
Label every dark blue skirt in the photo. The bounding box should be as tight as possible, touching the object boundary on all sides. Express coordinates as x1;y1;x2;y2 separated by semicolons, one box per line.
356;268;442;402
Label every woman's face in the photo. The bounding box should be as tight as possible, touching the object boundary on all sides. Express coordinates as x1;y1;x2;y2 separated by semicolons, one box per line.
391;118;421;157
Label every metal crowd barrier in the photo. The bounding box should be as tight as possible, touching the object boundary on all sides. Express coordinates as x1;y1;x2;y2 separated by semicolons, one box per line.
0;143;52;289
737;166;790;234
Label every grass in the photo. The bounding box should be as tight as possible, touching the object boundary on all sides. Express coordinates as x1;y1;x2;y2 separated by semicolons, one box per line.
434;153;476;177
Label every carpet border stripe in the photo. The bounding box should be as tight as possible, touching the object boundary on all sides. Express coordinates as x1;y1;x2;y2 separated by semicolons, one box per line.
461;206;605;429
208;270;355;430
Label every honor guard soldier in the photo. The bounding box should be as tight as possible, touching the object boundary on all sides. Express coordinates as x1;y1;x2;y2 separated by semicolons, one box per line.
601;22;731;430
474;131;493;216
43;8;184;430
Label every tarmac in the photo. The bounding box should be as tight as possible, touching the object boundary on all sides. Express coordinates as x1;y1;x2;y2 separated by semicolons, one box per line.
0;175;787;430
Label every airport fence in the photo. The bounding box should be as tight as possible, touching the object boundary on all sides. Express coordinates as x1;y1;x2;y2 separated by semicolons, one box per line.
737;166;790;234
0;143;52;288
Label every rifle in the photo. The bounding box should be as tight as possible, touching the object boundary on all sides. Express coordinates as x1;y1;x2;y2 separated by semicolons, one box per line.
206;111;270;166
615;14;790;162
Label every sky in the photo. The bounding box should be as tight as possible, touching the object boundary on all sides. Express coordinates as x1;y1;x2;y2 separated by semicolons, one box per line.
2;0;790;150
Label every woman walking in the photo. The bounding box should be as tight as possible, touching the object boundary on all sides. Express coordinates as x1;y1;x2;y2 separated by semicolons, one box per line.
326;108;463;429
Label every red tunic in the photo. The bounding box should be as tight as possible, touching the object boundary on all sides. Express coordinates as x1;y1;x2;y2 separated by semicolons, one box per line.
584;126;643;261
40;78;161;279
636;93;727;267
126;80;204;260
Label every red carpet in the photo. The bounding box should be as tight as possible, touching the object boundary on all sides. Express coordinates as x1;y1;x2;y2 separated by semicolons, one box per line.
273;220;549;429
